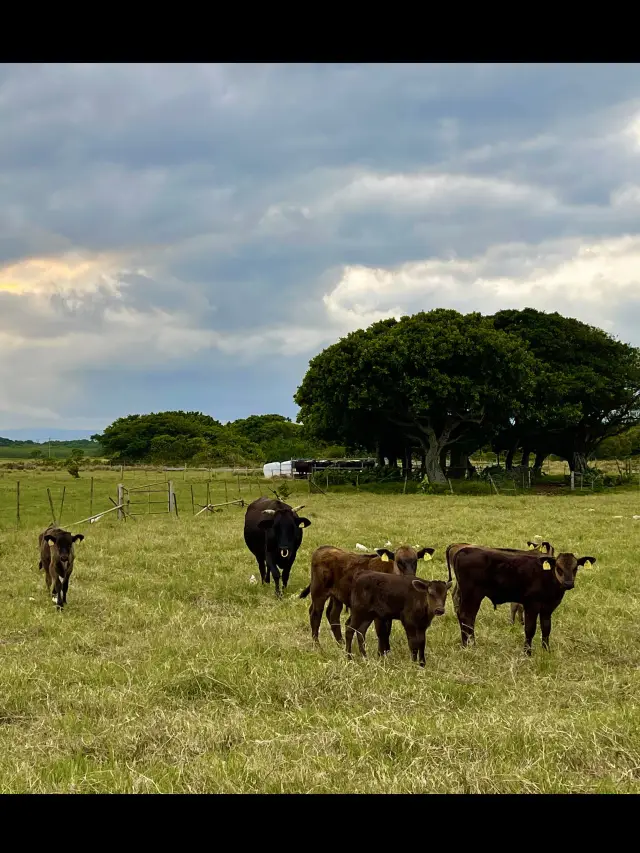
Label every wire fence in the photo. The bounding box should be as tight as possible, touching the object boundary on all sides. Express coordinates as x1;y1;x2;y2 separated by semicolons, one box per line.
0;469;275;532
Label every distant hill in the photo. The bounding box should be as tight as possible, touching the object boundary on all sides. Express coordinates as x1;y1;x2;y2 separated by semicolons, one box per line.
0;428;98;442
0;437;103;460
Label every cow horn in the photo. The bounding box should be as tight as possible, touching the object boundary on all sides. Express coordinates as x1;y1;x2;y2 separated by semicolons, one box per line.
262;509;276;515
292;504;305;512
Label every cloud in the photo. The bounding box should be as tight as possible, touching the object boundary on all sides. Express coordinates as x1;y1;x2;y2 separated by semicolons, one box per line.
3;63;640;431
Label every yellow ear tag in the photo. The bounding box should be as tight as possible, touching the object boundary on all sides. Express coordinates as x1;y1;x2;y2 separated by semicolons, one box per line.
381;553;390;562
583;560;592;569
423;553;432;561
542;560;551;570
299;522;305;528
528;544;535;550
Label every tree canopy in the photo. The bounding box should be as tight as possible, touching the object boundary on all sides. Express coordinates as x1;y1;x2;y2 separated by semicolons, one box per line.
295;307;640;480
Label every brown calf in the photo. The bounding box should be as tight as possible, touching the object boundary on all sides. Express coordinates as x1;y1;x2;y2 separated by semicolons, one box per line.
39;526;85;609
345;571;451;667
299;544;435;645
447;541;554;622
447;544;595;655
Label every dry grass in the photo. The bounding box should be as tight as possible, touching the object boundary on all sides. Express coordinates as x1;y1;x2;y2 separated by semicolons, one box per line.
1;472;640;792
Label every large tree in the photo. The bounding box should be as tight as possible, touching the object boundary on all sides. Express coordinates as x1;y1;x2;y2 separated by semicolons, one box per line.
492;309;640;472
295;309;538;483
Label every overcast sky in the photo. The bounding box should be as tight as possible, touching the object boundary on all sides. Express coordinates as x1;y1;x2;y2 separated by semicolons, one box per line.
3;62;640;439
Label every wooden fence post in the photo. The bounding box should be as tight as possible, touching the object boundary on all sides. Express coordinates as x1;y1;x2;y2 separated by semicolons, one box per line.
89;477;94;519
47;488;57;525
117;484;124;521
168;481;175;516
16;481;20;527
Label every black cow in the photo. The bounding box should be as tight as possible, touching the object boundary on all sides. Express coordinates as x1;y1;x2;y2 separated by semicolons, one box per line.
39;526;85;609
243;497;311;598
446;545;596;655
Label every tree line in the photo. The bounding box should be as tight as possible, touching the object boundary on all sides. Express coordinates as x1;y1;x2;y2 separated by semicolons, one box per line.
91;412;342;467
294;307;640;483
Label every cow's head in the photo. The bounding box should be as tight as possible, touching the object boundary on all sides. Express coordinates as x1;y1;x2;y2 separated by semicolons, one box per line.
540;553;596;590
45;530;84;570
258;505;311;561
376;545;436;575
527;540;555;556
411;577;452;617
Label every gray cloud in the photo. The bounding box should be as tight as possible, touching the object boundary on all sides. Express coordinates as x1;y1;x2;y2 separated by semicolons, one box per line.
3;63;640;431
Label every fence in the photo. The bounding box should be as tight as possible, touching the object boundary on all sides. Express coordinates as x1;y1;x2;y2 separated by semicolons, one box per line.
0;468;272;532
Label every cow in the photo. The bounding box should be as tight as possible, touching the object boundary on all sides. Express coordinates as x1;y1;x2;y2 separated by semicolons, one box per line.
447;540;555;624
243;497;311;598
38;526;85;609
299;544;435;646
345;571;451;667
446;544;595;655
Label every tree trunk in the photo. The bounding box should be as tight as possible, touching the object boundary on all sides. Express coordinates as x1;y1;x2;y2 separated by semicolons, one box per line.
520;446;531;469
570;452;588;473
533;451;546;470
420;451;426;473
505;445;518;470
439;449;448;472
448;446;468;479
377;444;385;467
425;445;448;484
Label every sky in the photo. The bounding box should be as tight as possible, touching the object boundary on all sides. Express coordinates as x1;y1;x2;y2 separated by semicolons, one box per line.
3;63;640;440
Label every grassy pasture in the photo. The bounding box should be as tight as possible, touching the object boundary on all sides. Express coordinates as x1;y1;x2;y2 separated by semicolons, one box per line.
1;469;640;793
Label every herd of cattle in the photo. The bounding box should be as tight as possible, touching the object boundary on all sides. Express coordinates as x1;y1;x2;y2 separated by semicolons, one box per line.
37;495;597;666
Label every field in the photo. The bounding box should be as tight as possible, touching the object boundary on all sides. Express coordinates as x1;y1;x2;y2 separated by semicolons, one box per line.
1;469;640;793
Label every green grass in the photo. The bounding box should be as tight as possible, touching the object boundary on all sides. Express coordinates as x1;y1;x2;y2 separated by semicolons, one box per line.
1;470;640;792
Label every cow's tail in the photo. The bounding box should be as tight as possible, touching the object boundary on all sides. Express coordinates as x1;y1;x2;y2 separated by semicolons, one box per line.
299;584;311;599
445;545;453;584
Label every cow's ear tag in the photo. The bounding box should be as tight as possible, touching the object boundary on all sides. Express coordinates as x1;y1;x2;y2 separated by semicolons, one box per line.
542;560;551;570
583;560;592;569
423;552;432;561
299;522;305;528
528;543;535;550
381;553;390;562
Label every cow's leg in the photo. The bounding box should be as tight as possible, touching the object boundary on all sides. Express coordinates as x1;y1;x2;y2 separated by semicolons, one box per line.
44;567;52;595
53;576;63;609
282;565;292;591
375;617;392;657
346;615;372;660
510;603;524;625
309;592;329;643
62;573;71;605
256;554;268;584
540;611;552;652
266;556;282;598
457;592;481;647
325;597;344;644
406;627;426;667
523;607;539;656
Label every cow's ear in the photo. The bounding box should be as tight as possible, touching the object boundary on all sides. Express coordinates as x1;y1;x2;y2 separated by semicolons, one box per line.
411;578;429;592
578;556;596;569
73;534;85;543
417;547;435;561
45;535;56;545
258;519;274;530
297;517;311;529
376;548;394;562
540;556;556;571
